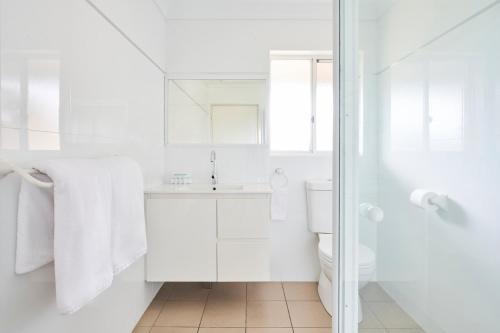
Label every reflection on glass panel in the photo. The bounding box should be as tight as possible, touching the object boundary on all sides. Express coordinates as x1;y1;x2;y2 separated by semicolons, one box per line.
27;59;60;150
167;79;266;144
28;131;60;150
0;127;20;150
270;59;312;151
316;61;334;151
0;65;22;128
496;85;500;152
429;61;464;152
390;62;425;152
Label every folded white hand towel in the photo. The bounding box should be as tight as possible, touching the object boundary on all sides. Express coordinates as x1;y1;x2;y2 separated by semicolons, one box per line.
271;187;288;221
15;157;146;314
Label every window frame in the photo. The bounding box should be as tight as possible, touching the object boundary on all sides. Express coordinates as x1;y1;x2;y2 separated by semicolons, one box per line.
269;53;334;155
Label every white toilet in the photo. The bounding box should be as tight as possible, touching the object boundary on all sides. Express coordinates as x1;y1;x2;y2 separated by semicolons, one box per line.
306;180;376;322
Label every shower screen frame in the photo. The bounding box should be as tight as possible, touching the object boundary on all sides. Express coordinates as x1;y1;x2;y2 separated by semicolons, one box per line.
333;0;361;332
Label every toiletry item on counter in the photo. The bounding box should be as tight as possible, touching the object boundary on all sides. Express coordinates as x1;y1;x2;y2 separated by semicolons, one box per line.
170;172;192;184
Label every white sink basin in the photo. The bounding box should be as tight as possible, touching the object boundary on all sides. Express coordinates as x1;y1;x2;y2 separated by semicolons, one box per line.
186;184;244;192
146;183;272;194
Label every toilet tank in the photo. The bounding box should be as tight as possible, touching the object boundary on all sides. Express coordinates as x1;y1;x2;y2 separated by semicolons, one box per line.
306;179;333;233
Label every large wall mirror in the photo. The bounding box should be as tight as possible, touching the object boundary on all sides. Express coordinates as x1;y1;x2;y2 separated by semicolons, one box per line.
167;79;267;144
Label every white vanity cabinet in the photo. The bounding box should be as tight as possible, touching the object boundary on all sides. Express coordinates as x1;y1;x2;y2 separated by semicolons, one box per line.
145;185;272;282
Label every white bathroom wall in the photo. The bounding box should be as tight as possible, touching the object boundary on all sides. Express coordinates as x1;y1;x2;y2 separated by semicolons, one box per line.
372;1;500;332
164;15;333;281
0;0;166;332
155;0;332;21
377;0;498;70
165;20;333;74
87;0;168;70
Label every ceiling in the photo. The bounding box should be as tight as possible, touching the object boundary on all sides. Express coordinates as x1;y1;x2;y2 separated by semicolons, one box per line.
154;0;397;21
153;0;333;20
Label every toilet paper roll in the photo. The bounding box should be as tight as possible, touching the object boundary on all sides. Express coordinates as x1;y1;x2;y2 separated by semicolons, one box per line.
410;189;439;211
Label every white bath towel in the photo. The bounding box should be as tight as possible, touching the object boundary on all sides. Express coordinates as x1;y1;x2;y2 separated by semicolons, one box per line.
102;157;147;274
271;187;288;221
15;174;55;274
15;157;146;314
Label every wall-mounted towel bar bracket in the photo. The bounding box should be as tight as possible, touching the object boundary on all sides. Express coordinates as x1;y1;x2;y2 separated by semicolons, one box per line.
0;158;53;188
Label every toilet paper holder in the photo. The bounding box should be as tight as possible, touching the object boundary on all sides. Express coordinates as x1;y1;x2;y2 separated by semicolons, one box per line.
359;203;384;223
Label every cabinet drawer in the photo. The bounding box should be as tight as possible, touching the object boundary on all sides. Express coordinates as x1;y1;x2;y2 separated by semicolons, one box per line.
217;198;270;239
217;239;270;281
146;198;217;281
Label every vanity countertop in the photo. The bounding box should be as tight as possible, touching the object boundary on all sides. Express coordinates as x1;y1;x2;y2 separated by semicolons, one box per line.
145;183;273;194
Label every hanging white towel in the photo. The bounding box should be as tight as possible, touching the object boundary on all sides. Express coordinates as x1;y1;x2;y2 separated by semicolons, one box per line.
16;174;54;274
271;187;288;221
15;157;146;314
102;157;147;274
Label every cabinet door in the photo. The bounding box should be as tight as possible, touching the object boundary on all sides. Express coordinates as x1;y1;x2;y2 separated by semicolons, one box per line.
217;239;270;281
217;198;270;239
146;198;216;281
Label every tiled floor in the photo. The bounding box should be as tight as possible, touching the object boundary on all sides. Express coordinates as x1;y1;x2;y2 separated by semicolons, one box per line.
134;281;424;333
359;283;426;333
134;282;332;333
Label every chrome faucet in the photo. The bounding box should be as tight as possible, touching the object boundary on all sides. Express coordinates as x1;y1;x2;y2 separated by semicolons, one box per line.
210;150;218;186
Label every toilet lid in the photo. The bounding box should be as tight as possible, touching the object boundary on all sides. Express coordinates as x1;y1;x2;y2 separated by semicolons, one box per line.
318;234;375;267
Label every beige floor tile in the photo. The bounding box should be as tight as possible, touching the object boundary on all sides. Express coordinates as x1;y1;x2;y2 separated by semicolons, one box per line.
282;282;319;301
133;327;152;333
199;328;246;333
247;283;285;301
207;282;247;301
359;302;384;329
359;330;387;333
137;300;165;326
287;301;332;328
150;328;198;333
200;301;246;327
246;301;291;327
155;283;173;301
167;283;211;301
360;283;393;302
155;301;205;327
367;303;420;329
247;328;293;333
293;328;332;333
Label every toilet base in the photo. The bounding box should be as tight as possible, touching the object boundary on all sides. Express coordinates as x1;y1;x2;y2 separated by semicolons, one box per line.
318;271;332;315
317;271;364;323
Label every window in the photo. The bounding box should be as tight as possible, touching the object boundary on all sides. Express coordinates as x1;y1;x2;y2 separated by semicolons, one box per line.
269;55;333;153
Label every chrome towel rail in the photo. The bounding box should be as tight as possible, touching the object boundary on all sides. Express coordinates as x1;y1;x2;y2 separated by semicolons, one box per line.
0;158;53;188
